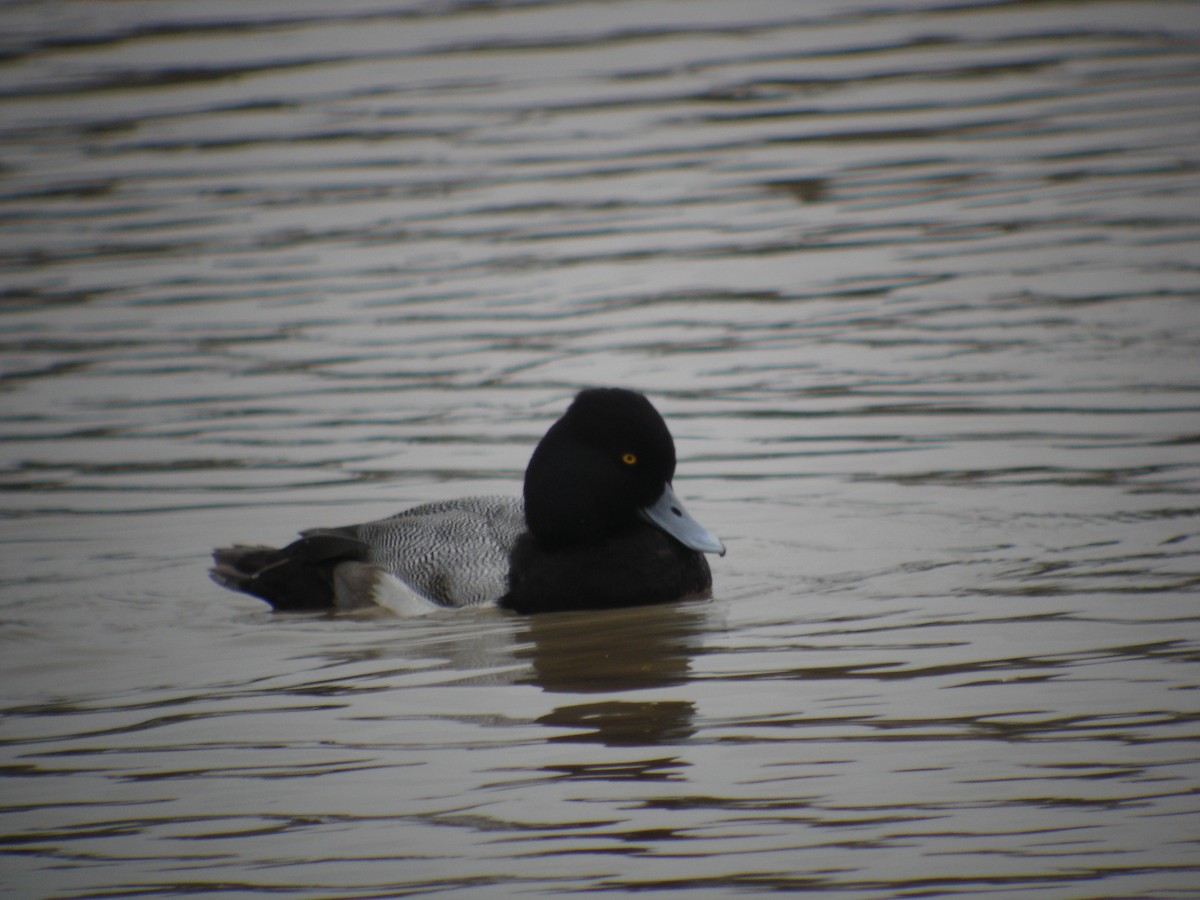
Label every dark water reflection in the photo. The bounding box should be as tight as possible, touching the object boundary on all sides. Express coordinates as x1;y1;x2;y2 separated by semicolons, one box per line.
2;0;1200;897
522;604;704;748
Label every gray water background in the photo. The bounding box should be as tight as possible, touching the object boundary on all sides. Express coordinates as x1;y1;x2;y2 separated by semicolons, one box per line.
1;1;1199;897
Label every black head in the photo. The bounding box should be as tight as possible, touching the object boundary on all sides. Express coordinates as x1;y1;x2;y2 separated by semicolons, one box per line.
523;388;677;549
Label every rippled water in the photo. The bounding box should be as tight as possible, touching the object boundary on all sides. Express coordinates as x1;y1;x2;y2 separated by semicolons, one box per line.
3;1;1199;897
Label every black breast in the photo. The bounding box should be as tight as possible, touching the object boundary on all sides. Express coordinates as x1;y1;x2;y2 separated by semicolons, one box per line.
500;524;712;615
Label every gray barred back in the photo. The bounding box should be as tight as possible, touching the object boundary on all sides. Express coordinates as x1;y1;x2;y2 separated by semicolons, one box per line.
352;496;526;607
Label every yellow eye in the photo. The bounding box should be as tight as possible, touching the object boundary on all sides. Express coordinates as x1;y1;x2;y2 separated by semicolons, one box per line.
621;453;638;466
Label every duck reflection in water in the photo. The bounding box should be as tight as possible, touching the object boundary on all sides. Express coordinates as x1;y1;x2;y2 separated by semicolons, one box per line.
518;602;707;752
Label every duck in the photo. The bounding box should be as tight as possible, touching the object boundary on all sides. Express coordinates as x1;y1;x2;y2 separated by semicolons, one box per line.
210;387;725;615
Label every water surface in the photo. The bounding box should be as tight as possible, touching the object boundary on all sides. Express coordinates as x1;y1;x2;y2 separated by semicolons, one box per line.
2;1;1199;897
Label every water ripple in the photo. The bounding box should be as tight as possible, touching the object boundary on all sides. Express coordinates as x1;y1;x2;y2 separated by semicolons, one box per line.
2;1;1199;897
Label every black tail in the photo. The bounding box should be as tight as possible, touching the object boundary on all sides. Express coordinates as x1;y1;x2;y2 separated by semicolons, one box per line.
210;531;366;611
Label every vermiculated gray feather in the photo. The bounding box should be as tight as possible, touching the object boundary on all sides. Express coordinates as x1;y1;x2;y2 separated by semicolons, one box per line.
324;496;525;606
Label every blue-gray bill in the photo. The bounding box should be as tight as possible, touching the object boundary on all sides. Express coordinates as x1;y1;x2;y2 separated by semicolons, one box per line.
639;483;726;556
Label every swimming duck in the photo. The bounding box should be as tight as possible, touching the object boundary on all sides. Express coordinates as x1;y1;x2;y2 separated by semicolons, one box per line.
210;388;724;615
